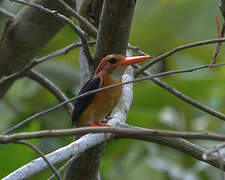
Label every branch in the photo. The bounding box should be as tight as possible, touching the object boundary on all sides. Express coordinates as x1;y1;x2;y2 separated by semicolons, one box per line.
0;7;15;18
15;140;62;180
10;0;92;63
0;41;96;86
135;38;225;76
27;70;73;114
75;1;96;85
212;0;225;64
2;66;134;180
128;44;149;56
3;133;111;180
93;0;136;69
122;135;224;171
78;43;91;85
3;61;225;135
56;0;97;37
220;0;225;19
211;15;225;64
3;127;225;179
2;126;225;144
3;66;224;179
35;41;95;65
78;0;103;36
203;140;225;176
133;63;225;121
62;1;100;178
64;59;134;179
47;156;76;180
0;0;75;98
129;45;225;126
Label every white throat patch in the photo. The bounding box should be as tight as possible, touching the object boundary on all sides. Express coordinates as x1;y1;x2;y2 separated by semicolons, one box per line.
109;66;127;81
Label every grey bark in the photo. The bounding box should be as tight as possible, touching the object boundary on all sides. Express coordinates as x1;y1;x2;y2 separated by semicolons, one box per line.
64;0;136;179
93;0;136;68
77;0;93;84
79;0;103;37
0;0;75;98
220;0;225;19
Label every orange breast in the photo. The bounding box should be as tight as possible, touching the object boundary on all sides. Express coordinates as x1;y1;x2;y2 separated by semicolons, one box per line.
76;76;122;127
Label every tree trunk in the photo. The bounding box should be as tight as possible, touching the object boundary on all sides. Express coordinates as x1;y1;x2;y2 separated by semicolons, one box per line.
0;0;75;99
64;0;136;179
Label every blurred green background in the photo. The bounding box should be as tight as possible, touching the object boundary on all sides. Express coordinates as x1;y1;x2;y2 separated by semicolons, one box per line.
1;0;225;179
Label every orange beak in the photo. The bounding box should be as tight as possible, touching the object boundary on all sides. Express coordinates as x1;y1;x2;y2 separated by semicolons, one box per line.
119;55;151;66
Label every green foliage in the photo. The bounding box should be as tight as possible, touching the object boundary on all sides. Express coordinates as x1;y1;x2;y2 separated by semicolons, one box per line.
0;0;224;179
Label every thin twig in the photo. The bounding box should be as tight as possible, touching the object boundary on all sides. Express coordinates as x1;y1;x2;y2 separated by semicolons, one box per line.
3;62;225;135
4;130;225;180
2;126;225;144
203;143;225;160
135;38;225;76
0;41;96;86
1;37;225;88
27;70;73;114
133;63;225;124
10;0;92;62
15;140;62;180
220;0;225;19
144;62;225;77
130;46;225;132
128;44;149;56
56;0;97;37
219;151;225;180
0;59;34;84
203;142;225;179
217;15;222;37
47;156;78;180
2;79;225;180
4;132;225;180
1;67;134;180
212;15;225;64
35;41;95;65
0;7;15;18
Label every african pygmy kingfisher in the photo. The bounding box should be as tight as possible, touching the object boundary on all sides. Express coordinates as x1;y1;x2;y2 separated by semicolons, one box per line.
72;54;150;137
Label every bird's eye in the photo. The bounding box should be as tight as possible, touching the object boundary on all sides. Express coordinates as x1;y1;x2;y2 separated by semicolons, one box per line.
108;58;117;64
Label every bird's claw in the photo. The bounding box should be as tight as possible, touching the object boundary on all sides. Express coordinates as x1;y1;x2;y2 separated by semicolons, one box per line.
88;122;111;140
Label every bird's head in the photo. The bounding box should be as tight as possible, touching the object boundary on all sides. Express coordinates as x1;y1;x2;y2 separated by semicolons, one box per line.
94;54;150;80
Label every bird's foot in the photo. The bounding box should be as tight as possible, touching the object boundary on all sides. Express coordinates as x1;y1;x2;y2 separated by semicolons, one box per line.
88;122;111;140
88;122;96;127
95;121;111;127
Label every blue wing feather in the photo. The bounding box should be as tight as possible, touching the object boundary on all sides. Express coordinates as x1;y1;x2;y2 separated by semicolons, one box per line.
72;77;101;125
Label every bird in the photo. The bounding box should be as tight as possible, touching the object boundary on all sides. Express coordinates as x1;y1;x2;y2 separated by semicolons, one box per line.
72;54;150;138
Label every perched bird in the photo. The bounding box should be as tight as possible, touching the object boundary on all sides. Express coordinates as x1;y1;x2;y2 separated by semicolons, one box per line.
72;54;150;135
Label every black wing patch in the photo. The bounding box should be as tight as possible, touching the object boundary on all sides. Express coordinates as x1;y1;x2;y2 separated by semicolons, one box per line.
72;77;101;125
